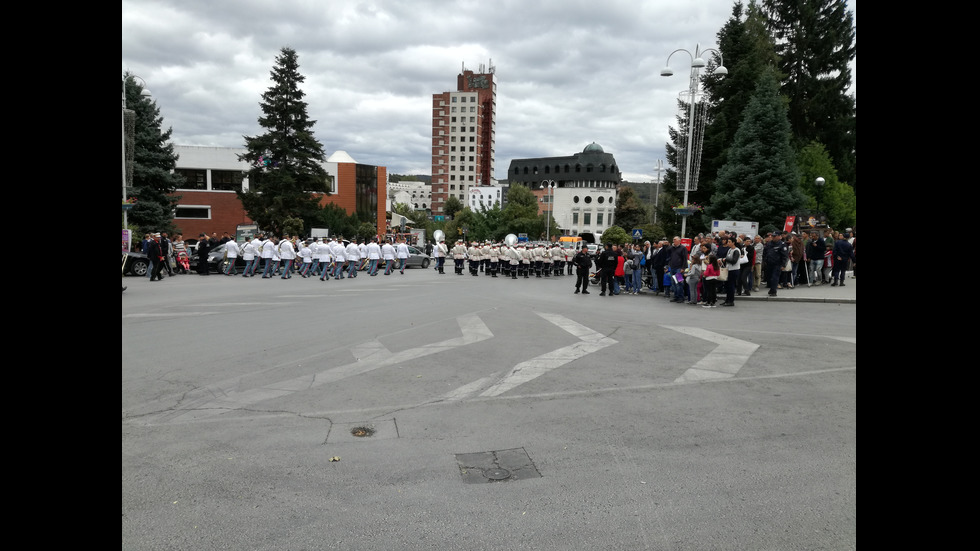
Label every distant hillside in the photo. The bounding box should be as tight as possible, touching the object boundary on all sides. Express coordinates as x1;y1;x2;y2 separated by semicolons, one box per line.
389;174;432;184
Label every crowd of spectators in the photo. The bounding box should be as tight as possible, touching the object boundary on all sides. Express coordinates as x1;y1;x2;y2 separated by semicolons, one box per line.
589;228;856;307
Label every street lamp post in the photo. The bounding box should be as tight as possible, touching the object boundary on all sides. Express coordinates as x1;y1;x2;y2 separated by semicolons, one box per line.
540;180;556;242
814;177;826;217
122;74;151;233
652;159;664;225
661;44;726;238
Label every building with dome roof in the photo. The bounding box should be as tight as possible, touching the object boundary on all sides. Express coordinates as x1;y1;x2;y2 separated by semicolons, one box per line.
507;142;622;237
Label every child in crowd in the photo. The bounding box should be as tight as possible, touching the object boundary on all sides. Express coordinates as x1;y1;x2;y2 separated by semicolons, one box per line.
701;254;719;308
685;254;703;305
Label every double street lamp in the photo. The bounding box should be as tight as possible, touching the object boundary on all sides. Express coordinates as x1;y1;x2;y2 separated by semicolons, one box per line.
661;44;726;238
540;180;556;242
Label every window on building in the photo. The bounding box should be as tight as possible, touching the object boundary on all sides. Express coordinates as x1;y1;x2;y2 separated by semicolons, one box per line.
586;164;593;173
572;212;579;225
584;196;592;204
544;166;550;174
470;107;475;112
469;146;475;151
452;97;457;102
175;205;211;219
564;164;570;173
211;170;244;191
573;196;580;203
451;117;456;122
575;164;581;173
469;136;475;142
597;213;603;225
175;169;207;190
583;213;591;225
469;127;475;132
597;196;604;204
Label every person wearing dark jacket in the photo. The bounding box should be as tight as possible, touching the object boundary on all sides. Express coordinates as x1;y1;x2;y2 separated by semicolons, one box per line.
805;231;826;286
147;234;166;281
651;240;668;294
196;233;212;275
831;233;855;286
573;249;592;294
598;244;617;296
763;233;788;296
666;237;689;303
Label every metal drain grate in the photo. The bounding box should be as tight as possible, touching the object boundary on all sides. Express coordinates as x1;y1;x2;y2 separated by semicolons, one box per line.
455;448;542;484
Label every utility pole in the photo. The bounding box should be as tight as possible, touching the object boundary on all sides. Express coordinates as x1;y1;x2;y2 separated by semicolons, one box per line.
651;159;665;225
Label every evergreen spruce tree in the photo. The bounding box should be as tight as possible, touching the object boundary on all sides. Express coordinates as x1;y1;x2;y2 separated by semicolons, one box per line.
125;73;184;235
238;47;329;237
701;1;780;204
707;69;806;234
763;0;856;187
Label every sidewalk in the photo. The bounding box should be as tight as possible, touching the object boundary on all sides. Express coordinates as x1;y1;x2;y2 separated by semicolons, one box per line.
642;271;856;304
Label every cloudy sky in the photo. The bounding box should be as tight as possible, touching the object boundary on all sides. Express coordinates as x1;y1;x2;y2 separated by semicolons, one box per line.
122;0;856;184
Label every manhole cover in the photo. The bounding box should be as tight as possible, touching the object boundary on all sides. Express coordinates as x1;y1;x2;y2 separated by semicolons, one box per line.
350;426;375;437
484;468;511;480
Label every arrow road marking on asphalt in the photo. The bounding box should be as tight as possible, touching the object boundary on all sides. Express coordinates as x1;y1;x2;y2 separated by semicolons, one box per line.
144;314;492;423
668;326;760;383
478;313;618;397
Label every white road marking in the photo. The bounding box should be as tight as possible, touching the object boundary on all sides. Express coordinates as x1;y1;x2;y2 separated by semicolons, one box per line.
145;314;492;423
479;313;617;397
668;326;760;383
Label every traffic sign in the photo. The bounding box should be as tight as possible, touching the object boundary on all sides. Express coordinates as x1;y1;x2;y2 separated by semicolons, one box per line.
632;229;643;239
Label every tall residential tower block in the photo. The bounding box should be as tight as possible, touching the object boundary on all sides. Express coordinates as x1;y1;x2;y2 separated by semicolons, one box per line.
430;63;496;217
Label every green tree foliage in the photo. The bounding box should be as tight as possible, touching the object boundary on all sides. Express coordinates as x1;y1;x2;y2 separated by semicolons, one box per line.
700;1;780;202
707;69;806;234
443;195;464;220
797;142;855;230
763;0;856;188
237;47;329;237
312;203;356;239
613;186;648;232
600;226;629;245
125;73;184;235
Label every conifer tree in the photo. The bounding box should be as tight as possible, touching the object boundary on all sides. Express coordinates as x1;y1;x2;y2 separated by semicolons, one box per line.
706;69;806;234
763;0;856;187
125;73;183;235
237;47;329;237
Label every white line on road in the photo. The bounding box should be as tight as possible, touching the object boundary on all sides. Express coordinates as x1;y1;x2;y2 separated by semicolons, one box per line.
668;326;760;383
142;314;492;423
479;312;617;397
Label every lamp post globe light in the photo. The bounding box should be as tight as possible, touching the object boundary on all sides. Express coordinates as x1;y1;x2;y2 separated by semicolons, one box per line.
122;74;151;234
661;44;726;238
540;180;556;242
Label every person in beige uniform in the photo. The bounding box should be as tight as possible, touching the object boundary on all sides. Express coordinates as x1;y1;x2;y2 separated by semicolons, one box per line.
467;241;482;276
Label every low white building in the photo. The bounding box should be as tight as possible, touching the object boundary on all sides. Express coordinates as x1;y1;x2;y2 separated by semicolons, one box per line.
468;185;503;211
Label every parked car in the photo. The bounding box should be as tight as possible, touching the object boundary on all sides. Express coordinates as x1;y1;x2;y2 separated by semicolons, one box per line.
122;251;150;277
193;242;250;273
403;245;431;269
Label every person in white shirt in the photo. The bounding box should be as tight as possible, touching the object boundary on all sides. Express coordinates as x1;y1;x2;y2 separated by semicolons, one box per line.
245;234;262;276
317;237;331;280
277;235;296;279
394;238;410;274
223;238;240;275
259;235;274;278
240;237;256;277
346;239;360;278
331;238;347;280
297;239;313;277
436;239;448;274
381;240;397;275
365;238;383;276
